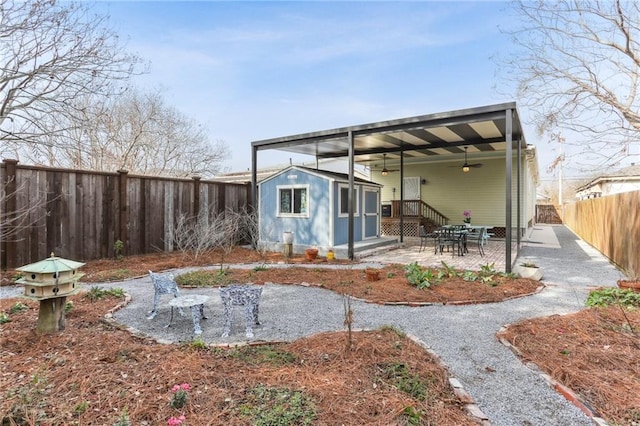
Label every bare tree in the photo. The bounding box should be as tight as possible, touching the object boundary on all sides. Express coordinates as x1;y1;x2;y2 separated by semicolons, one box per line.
173;206;247;268
0;0;143;158
501;0;640;169
34;88;230;177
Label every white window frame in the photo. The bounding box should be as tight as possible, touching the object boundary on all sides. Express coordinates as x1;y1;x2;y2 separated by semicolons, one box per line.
277;184;310;218
338;184;359;217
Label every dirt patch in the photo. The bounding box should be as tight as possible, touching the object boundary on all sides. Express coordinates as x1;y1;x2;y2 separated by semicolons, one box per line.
0;295;476;425
497;307;640;425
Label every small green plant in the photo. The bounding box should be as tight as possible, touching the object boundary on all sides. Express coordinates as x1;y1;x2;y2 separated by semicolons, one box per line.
379;362;427;401
462;270;478;282
439;261;459;278
0;312;10;324
170;383;191;409
238;384;317;426
520;262;538;268
9;302;28;314
253;265;269;272
586;287;640;308
113;407;131;426
175;269;231;287
114;239;124;260
188;337;208;350
478;263;498;286
379;324;406;338
386;271;395;278
401;405;424;425
85;286;125;302
405;262;440;289
73;401;89;415
65;301;74;313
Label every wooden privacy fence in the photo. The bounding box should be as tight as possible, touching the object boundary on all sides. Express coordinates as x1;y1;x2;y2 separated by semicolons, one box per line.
535;204;563;224
1;159;252;269
562;191;640;277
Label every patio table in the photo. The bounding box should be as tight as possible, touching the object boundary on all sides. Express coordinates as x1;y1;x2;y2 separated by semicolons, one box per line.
167;294;209;335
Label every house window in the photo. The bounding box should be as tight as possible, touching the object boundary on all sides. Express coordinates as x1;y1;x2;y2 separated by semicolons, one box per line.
278;185;308;216
338;185;359;217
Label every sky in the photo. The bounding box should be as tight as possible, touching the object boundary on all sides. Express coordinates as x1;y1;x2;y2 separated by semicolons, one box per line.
93;1;579;179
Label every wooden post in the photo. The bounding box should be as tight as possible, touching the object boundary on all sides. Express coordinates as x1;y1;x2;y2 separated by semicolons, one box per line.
37;296;67;333
192;176;201;219
2;159;19;269
117;170;129;256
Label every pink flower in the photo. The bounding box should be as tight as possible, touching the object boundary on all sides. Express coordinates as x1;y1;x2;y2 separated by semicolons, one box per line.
171;384;181;393
180;383;191;391
167;415;186;426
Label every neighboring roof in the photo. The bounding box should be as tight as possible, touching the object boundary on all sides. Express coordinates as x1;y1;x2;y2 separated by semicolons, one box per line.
213;158;369;184
252;102;527;167
258;165;381;187
576;163;640;192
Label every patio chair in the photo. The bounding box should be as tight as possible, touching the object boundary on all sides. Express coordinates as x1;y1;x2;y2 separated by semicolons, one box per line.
437;228;464;257
418;225;437;253
147;270;185;320
219;285;263;338
466;227;486;256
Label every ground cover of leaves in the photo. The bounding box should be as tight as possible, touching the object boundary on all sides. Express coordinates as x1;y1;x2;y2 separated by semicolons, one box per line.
0;294;476;425
3;247;638;425
498;307;640;425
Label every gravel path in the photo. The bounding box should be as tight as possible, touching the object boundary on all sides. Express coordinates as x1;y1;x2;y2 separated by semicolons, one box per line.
1;225;624;425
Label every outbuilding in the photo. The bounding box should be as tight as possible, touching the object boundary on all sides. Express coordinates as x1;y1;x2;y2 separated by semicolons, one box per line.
258;166;384;255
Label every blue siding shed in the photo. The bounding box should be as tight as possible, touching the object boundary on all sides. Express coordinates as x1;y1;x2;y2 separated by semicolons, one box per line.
258;166;381;252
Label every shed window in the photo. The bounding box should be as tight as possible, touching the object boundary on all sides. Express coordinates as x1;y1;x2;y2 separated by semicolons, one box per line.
338;185;359;216
278;186;308;216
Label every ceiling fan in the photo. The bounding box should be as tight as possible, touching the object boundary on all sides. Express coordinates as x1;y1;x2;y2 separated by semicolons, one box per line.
379;153;399;176
450;147;483;172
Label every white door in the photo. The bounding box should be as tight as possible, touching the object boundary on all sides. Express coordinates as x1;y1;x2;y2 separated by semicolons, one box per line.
403;177;421;215
404;177;421;200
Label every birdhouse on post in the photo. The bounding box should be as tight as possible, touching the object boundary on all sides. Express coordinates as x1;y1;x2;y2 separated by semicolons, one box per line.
16;253;85;333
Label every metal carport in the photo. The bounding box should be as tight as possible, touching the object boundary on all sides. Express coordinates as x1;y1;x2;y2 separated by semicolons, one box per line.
251;102;528;273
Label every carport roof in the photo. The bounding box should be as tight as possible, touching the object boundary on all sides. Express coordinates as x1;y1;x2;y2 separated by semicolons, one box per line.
252;102;526;165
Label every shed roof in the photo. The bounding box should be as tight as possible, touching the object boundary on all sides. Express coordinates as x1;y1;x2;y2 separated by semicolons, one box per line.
259;165;380;187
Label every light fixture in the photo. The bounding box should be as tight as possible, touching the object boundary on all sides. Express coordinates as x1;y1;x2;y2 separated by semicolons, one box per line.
381;153;389;176
462;147;470;173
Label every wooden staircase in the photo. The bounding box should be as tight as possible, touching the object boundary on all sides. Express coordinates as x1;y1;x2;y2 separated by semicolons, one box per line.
382;200;449;237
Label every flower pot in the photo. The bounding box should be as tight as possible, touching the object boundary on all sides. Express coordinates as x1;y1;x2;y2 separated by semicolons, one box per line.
282;231;294;244
617;279;640;293
365;268;380;282
516;265;543;281
305;248;318;261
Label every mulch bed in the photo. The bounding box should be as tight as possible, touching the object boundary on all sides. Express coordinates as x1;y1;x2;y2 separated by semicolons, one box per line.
497;307;640;425
3;247;639;425
0;294;476;425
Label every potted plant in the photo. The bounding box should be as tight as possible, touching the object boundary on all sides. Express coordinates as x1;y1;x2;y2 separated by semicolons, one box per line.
305;247;318;261
463;210;471;226
516;261;543;281
616;267;640;293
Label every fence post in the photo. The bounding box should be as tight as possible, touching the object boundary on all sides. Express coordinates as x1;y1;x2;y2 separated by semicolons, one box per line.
217;181;226;214
192;176;201;220
1;159;19;269
118;170;129;256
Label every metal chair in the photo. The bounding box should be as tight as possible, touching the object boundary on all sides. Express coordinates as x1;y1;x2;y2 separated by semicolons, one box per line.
147;270;184;320
466;227;486;256
437;228;464;257
418;225;437;253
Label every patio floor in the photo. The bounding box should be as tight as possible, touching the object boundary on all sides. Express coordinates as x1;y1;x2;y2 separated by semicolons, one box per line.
361;237;519;272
